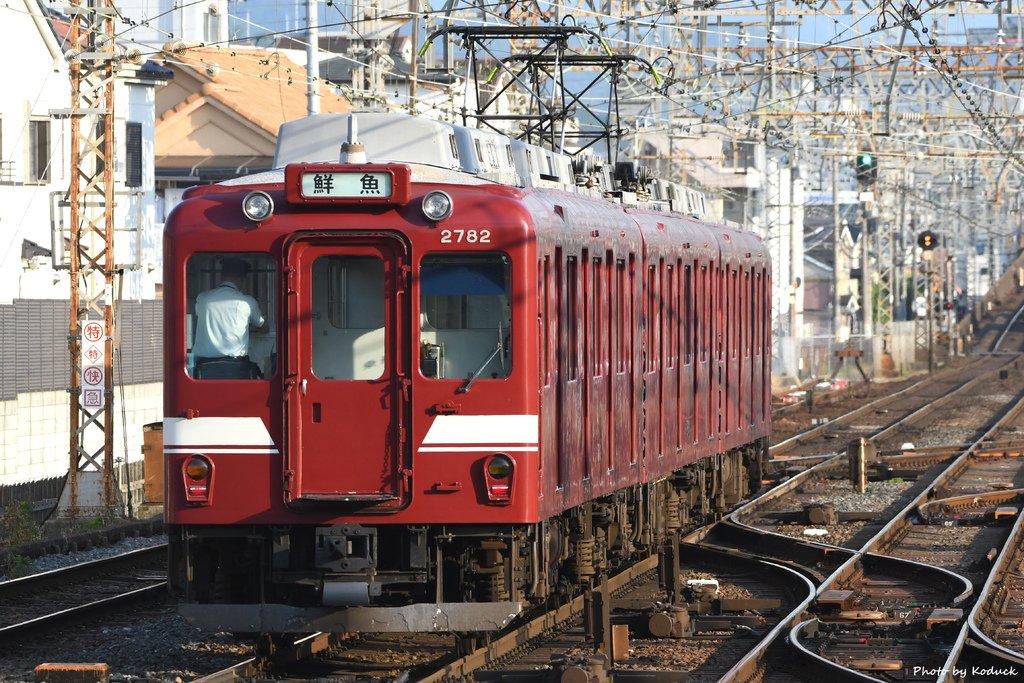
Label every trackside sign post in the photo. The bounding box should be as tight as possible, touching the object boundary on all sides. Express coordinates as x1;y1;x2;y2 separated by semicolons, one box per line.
81;320;105;409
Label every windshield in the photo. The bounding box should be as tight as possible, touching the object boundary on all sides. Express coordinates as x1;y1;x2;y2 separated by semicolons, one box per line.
419;253;511;384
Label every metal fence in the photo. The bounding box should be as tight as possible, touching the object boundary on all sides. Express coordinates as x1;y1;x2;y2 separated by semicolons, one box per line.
0;459;147;526
774;320;931;389
0;476;65;525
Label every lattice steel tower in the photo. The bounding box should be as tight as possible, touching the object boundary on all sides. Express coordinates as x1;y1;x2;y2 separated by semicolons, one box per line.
55;0;121;517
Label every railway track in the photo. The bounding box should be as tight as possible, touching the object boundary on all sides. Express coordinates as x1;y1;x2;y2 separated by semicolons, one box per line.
705;270;1024;683
193;548;811;683
0;545;166;644
740;354;1024;553
21;304;1024;681
960;508;1024;678
713;351;1024;681
187;349;1024;682
769;354;1019;465
785;457;1024;680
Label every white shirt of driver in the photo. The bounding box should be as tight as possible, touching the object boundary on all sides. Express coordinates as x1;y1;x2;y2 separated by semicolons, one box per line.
192;282;265;358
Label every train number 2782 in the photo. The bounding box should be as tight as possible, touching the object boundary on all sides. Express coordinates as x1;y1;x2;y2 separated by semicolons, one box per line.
440;229;491;243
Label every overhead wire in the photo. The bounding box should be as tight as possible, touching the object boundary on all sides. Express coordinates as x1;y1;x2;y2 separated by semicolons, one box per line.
39;0;1024;143
12;0;1024;185
50;0;955;149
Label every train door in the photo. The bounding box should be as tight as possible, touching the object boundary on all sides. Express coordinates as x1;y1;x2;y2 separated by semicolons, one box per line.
562;253;583;501
694;261;709;447
642;259;663;467
282;233;410;507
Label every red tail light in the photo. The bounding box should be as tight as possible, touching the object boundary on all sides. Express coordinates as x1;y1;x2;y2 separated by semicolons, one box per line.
182;454;214;505
483;453;514;505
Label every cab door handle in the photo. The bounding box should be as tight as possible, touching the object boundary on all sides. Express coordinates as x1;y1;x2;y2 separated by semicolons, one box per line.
300;378;307;396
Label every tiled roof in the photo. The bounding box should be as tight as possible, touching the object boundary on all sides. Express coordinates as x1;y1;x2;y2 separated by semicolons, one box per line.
160;45;349;135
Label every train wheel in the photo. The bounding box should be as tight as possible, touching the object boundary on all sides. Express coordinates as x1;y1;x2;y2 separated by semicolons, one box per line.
456;633;485;656
255;632;292;659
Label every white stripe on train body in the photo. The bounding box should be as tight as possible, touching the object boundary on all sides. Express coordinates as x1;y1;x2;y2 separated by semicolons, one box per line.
164;416;279;454
419;414;539;451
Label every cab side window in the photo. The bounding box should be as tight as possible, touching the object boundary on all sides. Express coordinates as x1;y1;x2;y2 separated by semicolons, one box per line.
186;253;276;379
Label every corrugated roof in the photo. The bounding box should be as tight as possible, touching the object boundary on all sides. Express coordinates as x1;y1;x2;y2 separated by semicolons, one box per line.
160;45;350;135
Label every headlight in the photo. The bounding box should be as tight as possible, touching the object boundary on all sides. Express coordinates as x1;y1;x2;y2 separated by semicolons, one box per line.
242;191;274;222
486;453;513;479
185;455;211;480
182;454;214;505
422;190;453;221
484;453;514;504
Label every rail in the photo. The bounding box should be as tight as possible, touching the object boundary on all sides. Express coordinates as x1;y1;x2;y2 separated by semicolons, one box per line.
991;299;1024;352
718;356;1024;682
0;545;167;644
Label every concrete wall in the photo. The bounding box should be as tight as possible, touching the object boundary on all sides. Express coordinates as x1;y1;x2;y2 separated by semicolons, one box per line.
958;249;1024;346
876;321;919;376
0;382;162;487
0;298;162;489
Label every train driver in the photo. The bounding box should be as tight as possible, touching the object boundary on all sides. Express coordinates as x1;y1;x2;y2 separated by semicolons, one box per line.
192;257;269;379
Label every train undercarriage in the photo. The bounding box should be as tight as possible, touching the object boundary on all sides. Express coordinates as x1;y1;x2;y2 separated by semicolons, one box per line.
170;440;767;634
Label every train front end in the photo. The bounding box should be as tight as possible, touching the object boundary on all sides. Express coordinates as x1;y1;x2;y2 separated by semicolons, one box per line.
163;150;541;633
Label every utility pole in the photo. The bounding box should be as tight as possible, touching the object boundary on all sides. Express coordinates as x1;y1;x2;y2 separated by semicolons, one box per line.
945;253;957;356
306;0;320;115
861;206;873;338
832;155;843;339
790;152;805;338
926;251;934;373
54;0;121;518
765;151;786;338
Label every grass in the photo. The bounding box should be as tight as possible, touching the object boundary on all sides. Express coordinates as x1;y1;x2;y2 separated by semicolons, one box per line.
1;501;40;545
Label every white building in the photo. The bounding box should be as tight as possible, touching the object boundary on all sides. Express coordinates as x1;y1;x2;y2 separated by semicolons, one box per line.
0;0;166;489
103;0;230;52
0;0;71;303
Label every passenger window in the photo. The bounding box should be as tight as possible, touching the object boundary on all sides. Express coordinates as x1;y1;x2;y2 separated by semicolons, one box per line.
420;254;511;382
186;253;275;380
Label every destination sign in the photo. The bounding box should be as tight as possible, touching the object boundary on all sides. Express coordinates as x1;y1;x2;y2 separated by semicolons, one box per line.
300;171;393;199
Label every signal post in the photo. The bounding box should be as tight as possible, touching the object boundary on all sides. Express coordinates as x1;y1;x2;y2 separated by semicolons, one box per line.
917;230;940;373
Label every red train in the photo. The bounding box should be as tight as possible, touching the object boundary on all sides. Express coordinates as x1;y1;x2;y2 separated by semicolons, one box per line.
163;112;772;634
